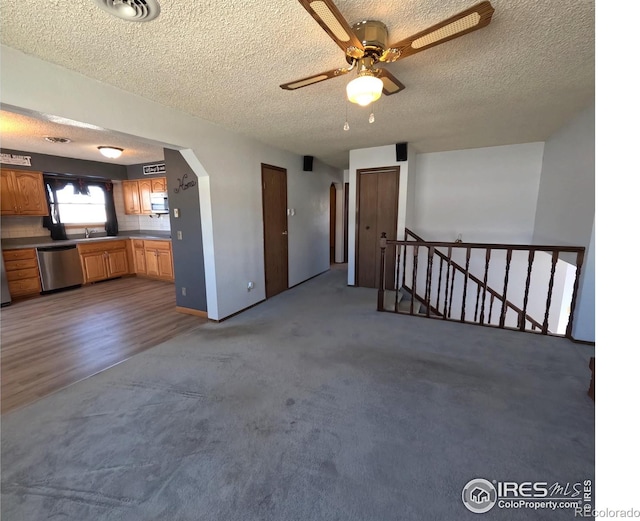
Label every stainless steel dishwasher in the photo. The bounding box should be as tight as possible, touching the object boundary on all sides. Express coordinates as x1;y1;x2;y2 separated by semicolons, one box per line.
36;244;84;293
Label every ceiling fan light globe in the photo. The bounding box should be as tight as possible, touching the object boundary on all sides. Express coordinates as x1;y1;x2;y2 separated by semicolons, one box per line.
347;75;383;106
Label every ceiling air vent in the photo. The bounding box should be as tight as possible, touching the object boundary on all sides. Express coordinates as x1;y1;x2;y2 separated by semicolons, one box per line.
93;0;160;22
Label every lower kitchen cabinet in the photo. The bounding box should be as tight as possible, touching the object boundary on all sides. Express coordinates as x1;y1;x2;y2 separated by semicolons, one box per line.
77;240;129;283
142;240;174;281
131;240;147;274
2;248;42;298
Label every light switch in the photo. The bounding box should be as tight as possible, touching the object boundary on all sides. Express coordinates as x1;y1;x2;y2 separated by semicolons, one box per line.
173;208;180;218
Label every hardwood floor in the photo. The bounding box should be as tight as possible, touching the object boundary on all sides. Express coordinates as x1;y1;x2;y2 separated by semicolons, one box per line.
0;277;208;413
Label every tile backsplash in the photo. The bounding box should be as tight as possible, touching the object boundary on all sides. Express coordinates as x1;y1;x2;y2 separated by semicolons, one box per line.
1;180;170;239
0;216;50;239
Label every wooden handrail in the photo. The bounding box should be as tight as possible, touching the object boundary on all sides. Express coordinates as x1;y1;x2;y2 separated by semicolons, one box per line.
404;230;546;329
386;228;585;336
393;237;584;253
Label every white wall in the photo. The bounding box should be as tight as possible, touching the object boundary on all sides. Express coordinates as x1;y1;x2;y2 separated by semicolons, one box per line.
347;145;412;285
533;105;595;342
572;221;595;342
413;143;545;243
1;45;341;320
405;146;417;231
533;105;595;247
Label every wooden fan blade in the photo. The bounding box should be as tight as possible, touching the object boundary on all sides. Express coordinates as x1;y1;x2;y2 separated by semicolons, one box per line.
377;69;405;96
280;67;350;90
298;0;364;57
382;1;494;62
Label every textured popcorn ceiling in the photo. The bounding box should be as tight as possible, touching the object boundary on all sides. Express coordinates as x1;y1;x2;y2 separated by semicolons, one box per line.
0;0;594;169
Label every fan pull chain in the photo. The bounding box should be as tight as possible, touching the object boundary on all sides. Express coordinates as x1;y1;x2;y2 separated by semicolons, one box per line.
343;101;350;131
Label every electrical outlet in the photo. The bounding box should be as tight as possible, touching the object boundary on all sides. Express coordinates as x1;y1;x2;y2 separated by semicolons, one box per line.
173;208;180;218
177;230;183;240
181;287;187;296
247;281;254;291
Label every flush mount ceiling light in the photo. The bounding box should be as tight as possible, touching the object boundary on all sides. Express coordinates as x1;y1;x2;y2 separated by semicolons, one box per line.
44;136;71;143
98;146;124;159
93;0;160;22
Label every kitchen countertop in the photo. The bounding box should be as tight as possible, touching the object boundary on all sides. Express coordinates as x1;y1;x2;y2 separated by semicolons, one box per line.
1;231;172;251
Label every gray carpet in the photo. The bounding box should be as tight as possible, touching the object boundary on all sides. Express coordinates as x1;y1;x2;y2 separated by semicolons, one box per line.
1;266;595;520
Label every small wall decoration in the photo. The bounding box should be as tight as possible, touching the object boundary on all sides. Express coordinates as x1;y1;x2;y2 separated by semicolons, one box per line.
1;153;32;166
174;173;197;194
143;163;166;175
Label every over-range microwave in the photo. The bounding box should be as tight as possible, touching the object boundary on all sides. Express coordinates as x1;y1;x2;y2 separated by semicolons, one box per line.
150;192;169;214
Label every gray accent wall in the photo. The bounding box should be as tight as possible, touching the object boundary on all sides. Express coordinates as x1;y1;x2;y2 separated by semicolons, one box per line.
1;148;128;180
126;161;166;181
164;148;207;313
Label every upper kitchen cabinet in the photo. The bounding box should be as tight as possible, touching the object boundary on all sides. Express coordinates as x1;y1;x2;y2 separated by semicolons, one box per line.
138;179;152;214
1;169;48;216
122;177;165;215
122;180;141;214
151;177;167;193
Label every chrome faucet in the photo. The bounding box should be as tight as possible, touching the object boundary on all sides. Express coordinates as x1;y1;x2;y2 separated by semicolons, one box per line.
85;228;94;238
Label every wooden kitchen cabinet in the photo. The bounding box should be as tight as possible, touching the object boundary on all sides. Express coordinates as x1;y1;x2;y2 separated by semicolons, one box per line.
122;180;141;214
122;177;166;215
142;240;174;281
131;240;147;274
138;179;152;214
81;251;109;282
2;248;42;298
151;177;167;193
77;240;129;283
1;169;48;216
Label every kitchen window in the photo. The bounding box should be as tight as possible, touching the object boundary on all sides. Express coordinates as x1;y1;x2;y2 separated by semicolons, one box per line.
43;176;119;239
54;184;107;224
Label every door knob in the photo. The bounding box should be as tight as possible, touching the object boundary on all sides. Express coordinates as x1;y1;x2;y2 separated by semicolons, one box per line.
282;231;288;235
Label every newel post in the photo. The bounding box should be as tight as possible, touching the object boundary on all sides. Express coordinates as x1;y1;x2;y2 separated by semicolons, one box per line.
377;233;387;311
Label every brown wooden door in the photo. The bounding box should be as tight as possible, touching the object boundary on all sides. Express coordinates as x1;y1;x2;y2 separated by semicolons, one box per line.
356;167;400;288
262;164;289;298
344;182;349;263
330;184;336;264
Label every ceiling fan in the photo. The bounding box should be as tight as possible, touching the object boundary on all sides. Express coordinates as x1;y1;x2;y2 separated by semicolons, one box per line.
280;0;495;107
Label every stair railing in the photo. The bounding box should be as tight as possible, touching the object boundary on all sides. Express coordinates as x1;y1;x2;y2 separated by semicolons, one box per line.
378;229;585;338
